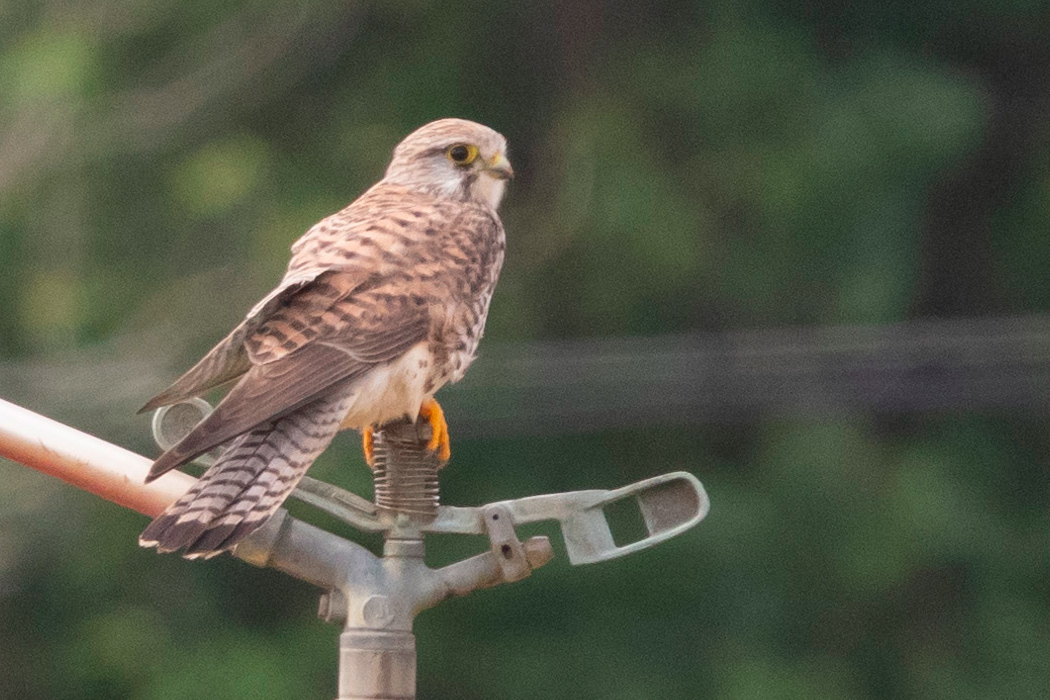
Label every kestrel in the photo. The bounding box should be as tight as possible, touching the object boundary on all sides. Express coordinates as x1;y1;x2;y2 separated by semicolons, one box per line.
138;118;511;558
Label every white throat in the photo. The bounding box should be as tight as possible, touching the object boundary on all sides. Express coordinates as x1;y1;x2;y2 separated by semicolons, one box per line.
473;173;506;209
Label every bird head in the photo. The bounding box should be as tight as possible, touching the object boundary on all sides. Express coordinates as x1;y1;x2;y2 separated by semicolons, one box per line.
383;118;513;210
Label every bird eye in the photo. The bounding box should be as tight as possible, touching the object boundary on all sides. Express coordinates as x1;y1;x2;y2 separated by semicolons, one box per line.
446;144;479;165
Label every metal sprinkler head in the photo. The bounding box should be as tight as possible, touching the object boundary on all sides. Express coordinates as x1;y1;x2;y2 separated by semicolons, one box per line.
151;399;710;700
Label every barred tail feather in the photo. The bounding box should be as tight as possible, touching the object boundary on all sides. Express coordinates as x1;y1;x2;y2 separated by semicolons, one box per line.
139;388;353;558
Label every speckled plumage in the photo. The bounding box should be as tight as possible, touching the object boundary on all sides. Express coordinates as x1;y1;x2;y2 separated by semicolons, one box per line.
139;119;510;557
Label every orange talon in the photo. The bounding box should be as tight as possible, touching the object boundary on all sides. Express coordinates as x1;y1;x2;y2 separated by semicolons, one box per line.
362;426;376;469
419;398;451;464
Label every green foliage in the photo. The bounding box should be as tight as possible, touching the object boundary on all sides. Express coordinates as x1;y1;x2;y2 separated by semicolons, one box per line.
2;0;1050;698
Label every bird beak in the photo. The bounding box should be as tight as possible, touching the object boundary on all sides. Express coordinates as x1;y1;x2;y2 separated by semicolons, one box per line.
484;152;514;180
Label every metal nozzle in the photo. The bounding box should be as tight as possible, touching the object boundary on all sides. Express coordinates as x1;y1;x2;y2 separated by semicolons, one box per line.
370;418;441;516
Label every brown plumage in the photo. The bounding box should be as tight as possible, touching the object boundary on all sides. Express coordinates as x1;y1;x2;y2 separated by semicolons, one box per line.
139;118;511;557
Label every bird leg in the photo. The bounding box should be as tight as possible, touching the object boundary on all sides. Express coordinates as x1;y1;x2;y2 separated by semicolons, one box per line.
419;398;451;463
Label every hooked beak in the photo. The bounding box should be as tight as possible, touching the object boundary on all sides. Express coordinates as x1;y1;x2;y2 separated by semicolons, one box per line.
484;151;514;180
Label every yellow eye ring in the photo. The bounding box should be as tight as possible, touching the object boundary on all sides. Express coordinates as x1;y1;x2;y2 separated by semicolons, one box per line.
446;143;479;166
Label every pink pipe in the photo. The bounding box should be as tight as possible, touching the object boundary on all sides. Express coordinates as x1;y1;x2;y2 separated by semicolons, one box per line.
0;397;193;517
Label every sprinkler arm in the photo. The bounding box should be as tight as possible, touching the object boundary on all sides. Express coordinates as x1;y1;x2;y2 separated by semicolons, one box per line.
293;470;710;565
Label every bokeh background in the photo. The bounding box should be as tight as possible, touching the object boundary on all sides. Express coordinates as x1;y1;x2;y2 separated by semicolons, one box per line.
3;0;1050;698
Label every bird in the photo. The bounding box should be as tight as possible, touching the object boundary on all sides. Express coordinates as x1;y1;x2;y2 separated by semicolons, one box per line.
138;118;511;558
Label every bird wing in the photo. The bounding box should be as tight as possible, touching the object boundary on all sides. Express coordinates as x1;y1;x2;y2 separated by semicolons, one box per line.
144;267;431;481
139;272;338;413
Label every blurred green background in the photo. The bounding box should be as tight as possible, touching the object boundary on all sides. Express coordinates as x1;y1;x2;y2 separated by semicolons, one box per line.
3;0;1050;698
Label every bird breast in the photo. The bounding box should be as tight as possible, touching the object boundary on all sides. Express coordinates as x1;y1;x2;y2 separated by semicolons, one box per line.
338;341;436;430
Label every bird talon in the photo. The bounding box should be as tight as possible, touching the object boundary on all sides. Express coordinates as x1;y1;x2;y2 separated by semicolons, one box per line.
362;426;376;469
419;398;451;463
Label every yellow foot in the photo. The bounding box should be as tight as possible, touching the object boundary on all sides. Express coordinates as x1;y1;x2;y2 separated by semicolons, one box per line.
362;426;376;469
419;398;451;464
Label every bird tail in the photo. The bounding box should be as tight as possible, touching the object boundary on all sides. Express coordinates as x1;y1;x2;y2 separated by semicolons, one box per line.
139;388;353;558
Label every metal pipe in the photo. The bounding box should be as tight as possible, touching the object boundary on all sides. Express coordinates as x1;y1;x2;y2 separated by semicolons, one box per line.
337;630;417;700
